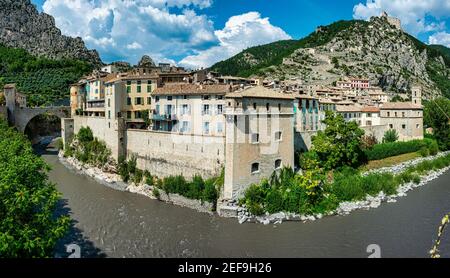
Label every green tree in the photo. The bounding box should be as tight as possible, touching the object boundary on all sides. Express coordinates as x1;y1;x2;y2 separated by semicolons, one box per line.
382;129;399;143
312;111;366;169
424;98;450;150
0;120;69;258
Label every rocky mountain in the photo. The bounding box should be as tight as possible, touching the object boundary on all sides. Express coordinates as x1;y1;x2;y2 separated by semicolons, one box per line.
211;16;450;98
0;0;102;66
138;55;156;68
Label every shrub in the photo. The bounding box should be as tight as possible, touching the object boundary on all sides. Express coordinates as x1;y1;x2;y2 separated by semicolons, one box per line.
144;170;154;186
382;129;399;143
361;134;378;150
77;127;93;144
133;168;143;184
365;139;436;161
56;138;64;150
419;146;430;157
153;188;161;199
428;140;439;156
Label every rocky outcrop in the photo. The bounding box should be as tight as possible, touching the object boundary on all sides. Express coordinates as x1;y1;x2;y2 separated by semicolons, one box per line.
267;16;444;97
0;0;102;66
137;55;156;68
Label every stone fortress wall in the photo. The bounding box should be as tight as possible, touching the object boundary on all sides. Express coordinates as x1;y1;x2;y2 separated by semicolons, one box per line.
69;116;225;179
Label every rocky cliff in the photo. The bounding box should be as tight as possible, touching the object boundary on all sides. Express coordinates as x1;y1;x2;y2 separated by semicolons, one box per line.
212;16;450;98
0;0;102;66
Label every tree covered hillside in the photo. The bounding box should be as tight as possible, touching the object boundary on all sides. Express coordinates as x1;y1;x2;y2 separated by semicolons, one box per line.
211;20;368;77
0;44;92;107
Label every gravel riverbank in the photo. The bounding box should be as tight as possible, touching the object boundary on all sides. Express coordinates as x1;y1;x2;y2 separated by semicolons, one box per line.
224;152;450;225
58;152;214;214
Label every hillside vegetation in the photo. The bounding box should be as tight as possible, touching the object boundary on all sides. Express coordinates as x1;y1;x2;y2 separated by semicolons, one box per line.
212;20;367;77
0;44;92;107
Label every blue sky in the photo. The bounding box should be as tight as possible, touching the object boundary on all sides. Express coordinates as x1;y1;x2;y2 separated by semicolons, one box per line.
31;0;450;68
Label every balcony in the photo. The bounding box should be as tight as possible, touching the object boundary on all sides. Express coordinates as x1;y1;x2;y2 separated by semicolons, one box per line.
85;99;105;112
150;113;178;121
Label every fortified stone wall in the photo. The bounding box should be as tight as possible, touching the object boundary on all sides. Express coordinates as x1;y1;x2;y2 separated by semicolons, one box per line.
126;130;225;179
361;124;389;143
295;125;389;151
72;116;122;160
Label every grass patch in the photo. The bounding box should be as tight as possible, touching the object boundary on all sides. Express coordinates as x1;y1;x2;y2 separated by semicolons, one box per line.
361;152;421;171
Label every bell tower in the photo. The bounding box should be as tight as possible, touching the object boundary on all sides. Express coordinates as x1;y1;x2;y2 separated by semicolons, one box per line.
412;85;422;106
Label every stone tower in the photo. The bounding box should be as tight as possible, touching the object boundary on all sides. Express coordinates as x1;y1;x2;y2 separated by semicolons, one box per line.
222;86;295;200
412;85;422;106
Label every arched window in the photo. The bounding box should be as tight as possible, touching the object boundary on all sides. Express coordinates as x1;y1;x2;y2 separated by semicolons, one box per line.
251;163;260;174
275;159;282;170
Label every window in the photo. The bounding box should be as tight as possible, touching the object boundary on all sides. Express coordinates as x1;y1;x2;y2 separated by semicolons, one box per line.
253;103;257;110
167;96;173;101
275;131;282;141
217;95;224;100
108;99;111;107
387;112;390;117
203;95;210;100
184;95;188;100
395;112;398;117
366;121;372;126
266;103;270;111
275;159;282;170
108;111;111;119
402;124;406;129
155;96;160;103
127;111;132;119
402;112;406;118
367;113;372;117
217;105;223;115
95;89;98;94
251;163;260;174
416;124;420;129
137;81;141;93
217;122;224;133
278;103;281;111
135;97;143;105
181;121;190;133
182;104;189;115
251;133;260;144
127;97;132;105
147;97;151;105
203;122;210;134
203;104;210;115
126;81;131;94
147;81;152;93
389;124;393;129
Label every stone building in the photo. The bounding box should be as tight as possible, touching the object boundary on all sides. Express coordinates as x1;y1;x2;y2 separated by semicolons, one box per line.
150;84;231;135
223;86;295;199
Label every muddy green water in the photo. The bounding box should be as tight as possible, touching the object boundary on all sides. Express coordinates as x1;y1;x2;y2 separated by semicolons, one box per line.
40;144;450;258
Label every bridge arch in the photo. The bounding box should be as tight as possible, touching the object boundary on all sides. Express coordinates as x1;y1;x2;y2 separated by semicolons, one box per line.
14;107;70;133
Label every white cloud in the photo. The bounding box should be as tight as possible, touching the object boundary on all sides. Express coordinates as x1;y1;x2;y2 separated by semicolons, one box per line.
42;0;217;64
353;0;450;35
429;32;450;47
179;12;292;69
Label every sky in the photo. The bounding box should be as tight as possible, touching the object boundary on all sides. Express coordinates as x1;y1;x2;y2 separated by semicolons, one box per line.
30;0;450;68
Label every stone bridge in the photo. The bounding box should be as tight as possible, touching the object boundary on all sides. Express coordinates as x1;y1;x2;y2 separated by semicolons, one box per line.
10;106;70;133
3;84;70;133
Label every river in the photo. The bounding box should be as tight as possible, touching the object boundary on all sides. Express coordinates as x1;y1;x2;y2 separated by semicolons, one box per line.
39;143;450;258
